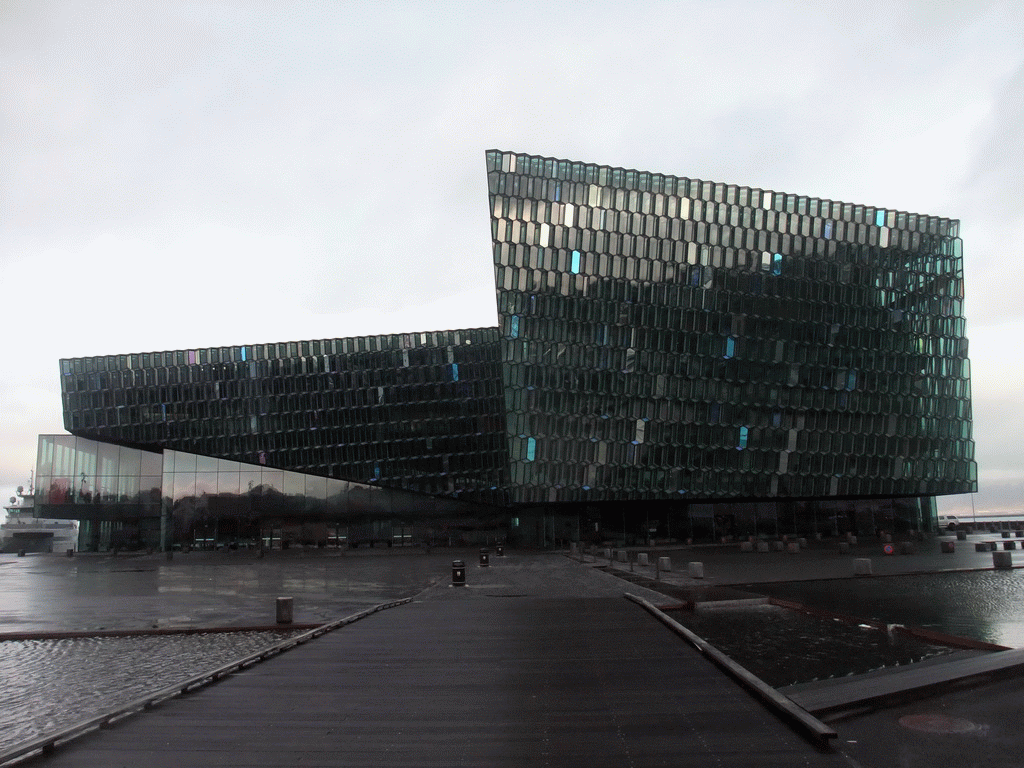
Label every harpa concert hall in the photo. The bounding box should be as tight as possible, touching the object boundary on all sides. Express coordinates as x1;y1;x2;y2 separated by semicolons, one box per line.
35;150;976;552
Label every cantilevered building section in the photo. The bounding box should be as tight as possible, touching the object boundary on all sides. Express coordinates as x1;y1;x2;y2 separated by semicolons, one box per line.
60;327;509;505
46;150;975;550
486;149;976;505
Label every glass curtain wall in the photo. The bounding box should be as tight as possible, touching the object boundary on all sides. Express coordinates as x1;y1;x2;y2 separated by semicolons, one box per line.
486;149;976;505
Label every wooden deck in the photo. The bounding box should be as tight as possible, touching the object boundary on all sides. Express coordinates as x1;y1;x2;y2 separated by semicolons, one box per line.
29;595;848;767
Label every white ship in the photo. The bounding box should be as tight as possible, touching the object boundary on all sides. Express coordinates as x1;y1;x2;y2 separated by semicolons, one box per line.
1;483;78;554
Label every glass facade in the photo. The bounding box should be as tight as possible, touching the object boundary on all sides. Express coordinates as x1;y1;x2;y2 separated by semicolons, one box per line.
34;436;501;551
47;150;975;545
486;150;976;504
60;328;508;505
34;434;163;550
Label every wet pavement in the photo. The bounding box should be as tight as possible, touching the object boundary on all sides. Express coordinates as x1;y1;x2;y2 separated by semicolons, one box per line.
0;548;458;633
5;539;1024;766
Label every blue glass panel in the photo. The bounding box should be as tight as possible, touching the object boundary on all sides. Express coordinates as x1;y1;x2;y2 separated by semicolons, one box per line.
737;426;749;450
875;210;886;226
571;250;581;274
509;315;520;339
526;436;536;461
724;337;735;359
451;363;459;381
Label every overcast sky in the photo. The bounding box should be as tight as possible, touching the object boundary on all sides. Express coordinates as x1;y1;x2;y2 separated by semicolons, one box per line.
2;1;1021;518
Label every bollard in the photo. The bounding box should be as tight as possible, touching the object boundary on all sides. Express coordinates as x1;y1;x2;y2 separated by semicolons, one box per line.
882;533;893;543
637;553;649;566
66;548;74;558
756;541;769;553
940;540;955;553
854;558;872;575
787;542;800;553
1005;541;1017;550
838;541;851;553
479;549;490;567
616;550;627;562
797;538;808;548
17;550;25;557
496;544;504;557
687;561;704;579
604;547;612;560
956;530;967;541
993;551;1013;570
739;541;754;552
451;560;466;586
276;597;293;624
658;556;672;572
899;541;916;555
772;540;784;551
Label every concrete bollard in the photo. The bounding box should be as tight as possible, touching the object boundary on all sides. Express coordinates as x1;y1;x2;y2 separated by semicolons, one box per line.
658;556;672;572
787;542;800;553
956;531;967;541
940;540;955;553
976;542;990;552
616;550;627;562
838;541;851;553
854;558;873;575
276;597;293;624
740;541;754;552
637;553;649;566
756;541;770;553
994;550;1013;569
66;548;74;557
604;547;612;560
797;538;808;548
688;561;704;579
1005;541;1017;550
772;540;784;551
451;560;466;586
848;535;858;545
17;550;25;557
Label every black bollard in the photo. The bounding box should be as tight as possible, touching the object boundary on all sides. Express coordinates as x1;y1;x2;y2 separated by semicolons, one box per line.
479;548;490;567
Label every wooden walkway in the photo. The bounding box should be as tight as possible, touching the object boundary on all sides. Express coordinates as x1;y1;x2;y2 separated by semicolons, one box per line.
30;595;847;767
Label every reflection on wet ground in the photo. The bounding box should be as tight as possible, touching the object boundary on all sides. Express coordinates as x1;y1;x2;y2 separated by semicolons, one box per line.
0;631;302;752
0;550;448;632
736;570;1024;649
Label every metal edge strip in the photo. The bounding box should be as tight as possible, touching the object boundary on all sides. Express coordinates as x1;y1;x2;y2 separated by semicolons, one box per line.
624;592;837;744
